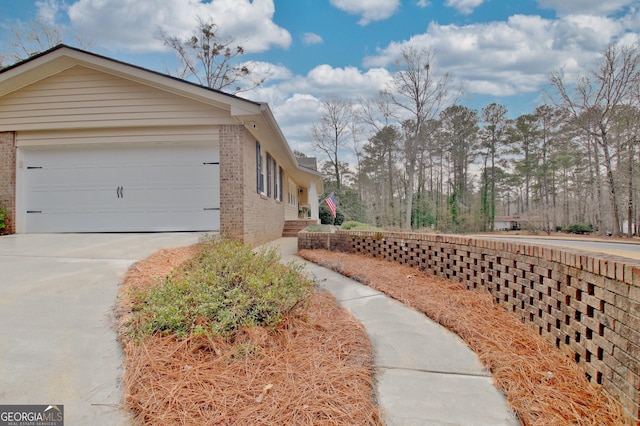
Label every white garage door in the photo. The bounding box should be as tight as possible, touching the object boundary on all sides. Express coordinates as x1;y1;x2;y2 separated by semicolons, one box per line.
21;144;220;232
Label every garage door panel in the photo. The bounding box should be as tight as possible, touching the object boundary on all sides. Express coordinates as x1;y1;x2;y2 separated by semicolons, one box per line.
26;210;220;233
26;188;117;211
122;187;220;209
116;164;219;187
28;167;120;187
22;143;220;232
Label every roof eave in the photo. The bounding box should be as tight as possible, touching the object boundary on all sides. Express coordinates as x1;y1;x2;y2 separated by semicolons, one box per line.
0;44;262;115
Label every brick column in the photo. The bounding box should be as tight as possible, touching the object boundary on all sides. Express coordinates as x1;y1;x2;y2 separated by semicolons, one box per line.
0;132;16;234
219;125;246;242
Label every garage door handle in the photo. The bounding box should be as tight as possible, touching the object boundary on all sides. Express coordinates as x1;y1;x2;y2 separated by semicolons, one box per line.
116;186;124;198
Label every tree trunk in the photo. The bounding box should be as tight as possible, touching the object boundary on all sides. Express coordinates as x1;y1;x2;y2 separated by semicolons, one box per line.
591;137;606;234
405;163;415;229
600;133;621;236
628;140;634;237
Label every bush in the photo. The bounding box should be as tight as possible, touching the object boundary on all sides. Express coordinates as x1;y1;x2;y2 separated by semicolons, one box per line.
566;222;592;234
319;203;344;226
128;236;313;340
340;221;383;232
305;224;332;232
0;208;6;230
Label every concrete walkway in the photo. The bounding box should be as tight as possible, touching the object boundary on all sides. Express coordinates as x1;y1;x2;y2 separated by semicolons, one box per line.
1;233;519;425
0;233;203;426
271;237;520;425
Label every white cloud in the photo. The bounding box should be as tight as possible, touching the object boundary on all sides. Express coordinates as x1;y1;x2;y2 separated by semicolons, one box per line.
553;14;622;51
444;0;484;15
245;61;292;85
268;93;322;153
296;64;392;98
416;0;431;8
536;0;636;17
330;0;400;25
363;13;621;96
66;0;291;52
246;65;392;152
246;64;390;110
302;32;323;45
36;0;63;24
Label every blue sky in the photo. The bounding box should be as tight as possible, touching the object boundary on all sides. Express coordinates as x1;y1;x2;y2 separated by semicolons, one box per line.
1;0;639;161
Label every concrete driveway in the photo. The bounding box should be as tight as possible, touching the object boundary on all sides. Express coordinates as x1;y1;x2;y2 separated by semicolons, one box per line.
0;233;203;425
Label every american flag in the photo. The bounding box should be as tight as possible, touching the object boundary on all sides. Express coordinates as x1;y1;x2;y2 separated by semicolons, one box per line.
324;192;337;218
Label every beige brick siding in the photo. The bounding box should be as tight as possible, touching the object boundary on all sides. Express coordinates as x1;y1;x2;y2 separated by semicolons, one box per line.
219;125;245;241
219;125;284;246
300;230;640;421
0;132;15;233
240;130;284;247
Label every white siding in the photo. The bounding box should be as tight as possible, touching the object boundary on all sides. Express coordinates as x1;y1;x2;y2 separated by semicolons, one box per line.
0;65;235;131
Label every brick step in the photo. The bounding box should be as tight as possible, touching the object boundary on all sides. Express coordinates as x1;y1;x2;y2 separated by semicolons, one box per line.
282;219;317;237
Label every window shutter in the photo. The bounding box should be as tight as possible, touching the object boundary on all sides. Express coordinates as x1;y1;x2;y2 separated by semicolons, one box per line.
256;141;263;193
266;153;272;197
273;158;278;199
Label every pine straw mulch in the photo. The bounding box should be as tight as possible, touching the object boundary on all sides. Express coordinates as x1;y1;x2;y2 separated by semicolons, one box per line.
116;245;382;426
298;249;628;426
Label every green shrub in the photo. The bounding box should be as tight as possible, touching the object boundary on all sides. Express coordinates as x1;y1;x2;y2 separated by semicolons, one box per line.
340;221;360;230
340;221;383;232
128;236;312;340
305;224;332;232
319;203;344;226
566;222;592;234
0;208;7;230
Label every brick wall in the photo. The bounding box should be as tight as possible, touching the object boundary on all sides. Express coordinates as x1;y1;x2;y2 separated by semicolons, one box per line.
240;130;284;247
0;132;16;233
219;125;284;247
299;230;640;421
219;125;245;241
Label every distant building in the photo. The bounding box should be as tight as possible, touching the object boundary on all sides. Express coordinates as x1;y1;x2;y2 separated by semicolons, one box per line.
494;215;551;231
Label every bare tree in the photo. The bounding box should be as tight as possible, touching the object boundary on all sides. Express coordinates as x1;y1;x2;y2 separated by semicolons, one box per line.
158;17;265;93
6;17;62;64
311;98;354;192
549;42;640;236
358;95;395;133
2;17;93;67
383;46;452;229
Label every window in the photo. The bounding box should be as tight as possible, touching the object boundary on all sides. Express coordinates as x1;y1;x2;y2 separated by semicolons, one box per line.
288;179;297;206
256;141;264;194
266;153;272;197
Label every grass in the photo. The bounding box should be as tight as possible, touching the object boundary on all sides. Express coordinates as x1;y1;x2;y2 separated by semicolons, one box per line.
305;223;333;232
340;221;384;232
0;208;7;230
126;236;313;340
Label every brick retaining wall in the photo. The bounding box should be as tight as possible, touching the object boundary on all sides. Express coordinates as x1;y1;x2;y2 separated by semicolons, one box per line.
299;230;640;421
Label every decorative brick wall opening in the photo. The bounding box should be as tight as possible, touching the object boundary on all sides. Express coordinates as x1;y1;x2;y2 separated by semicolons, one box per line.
299;230;640;421
0;132;16;234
